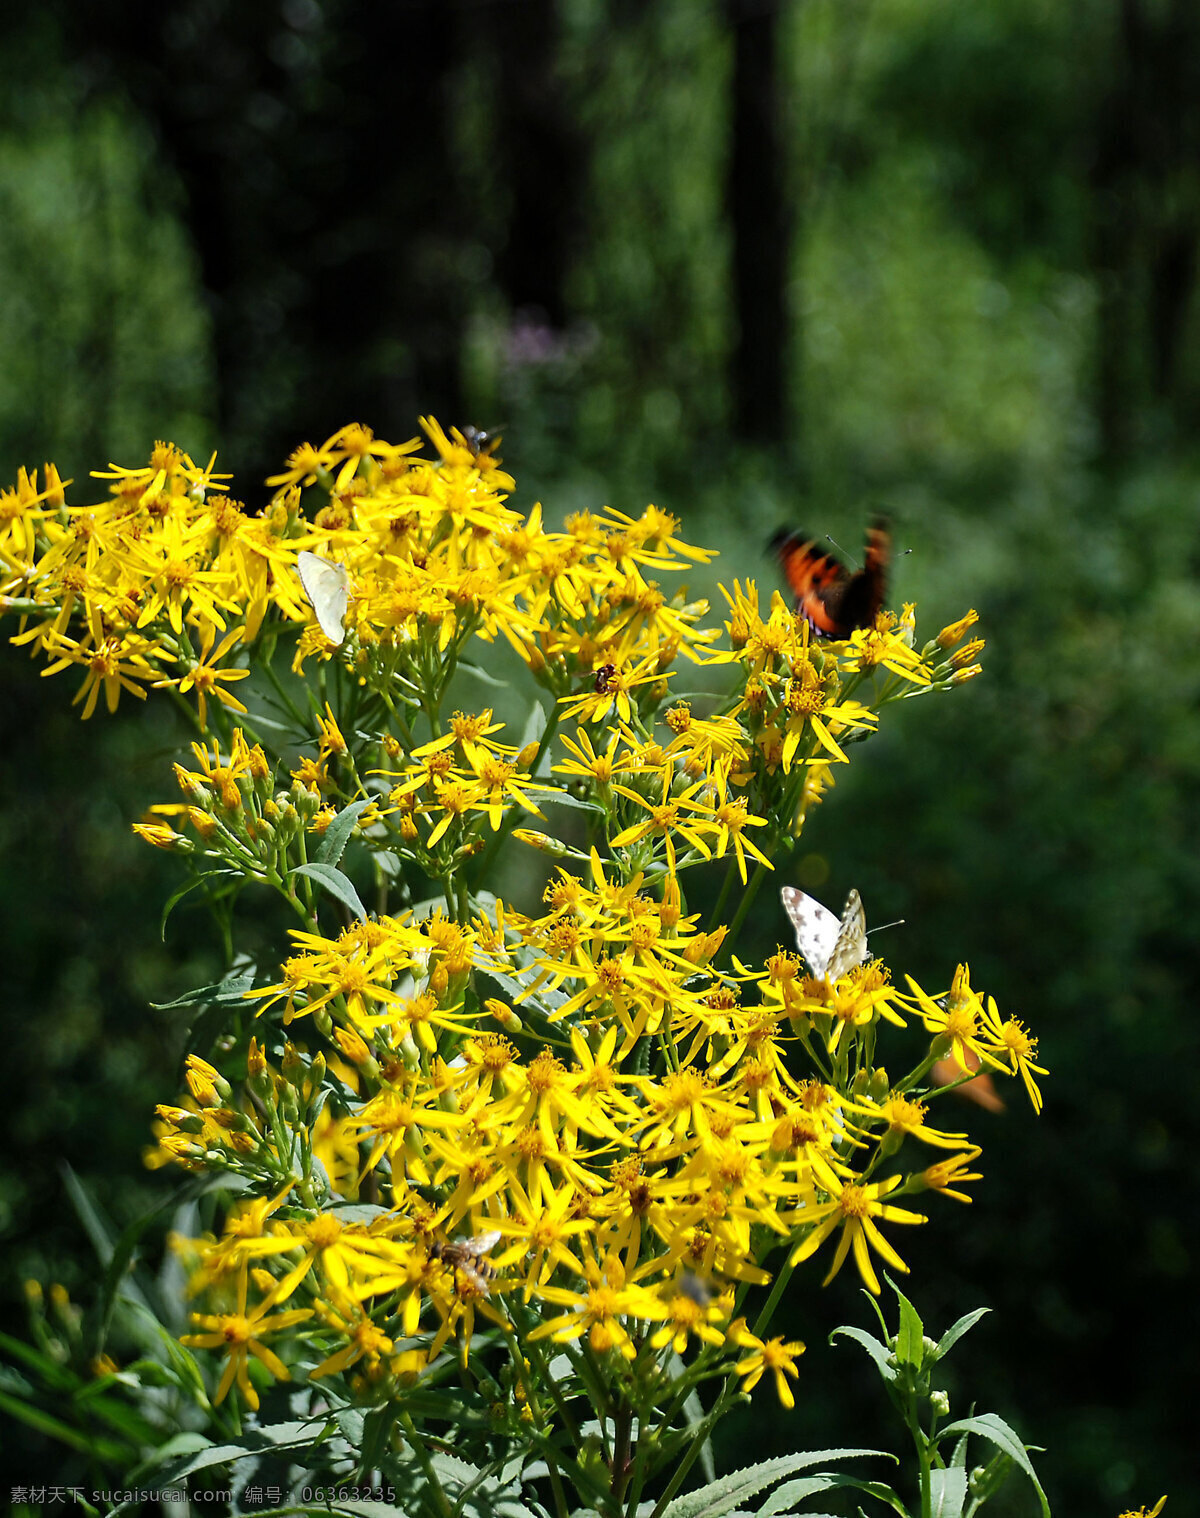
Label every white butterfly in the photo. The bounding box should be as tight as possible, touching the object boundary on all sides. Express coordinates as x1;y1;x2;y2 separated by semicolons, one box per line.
781;885;868;982
296;551;351;645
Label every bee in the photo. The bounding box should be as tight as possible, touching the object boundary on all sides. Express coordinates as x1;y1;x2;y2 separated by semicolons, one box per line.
593;662;617;694
429;1229;502;1297
460;424;503;459
678;1269;715;1307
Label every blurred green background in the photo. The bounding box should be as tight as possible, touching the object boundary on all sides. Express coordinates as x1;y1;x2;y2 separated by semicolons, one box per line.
2;0;1196;1512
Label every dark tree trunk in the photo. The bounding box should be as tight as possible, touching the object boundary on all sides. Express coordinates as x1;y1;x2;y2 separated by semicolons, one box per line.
56;0;469;487
726;0;790;445
1089;0;1200;465
484;0;584;328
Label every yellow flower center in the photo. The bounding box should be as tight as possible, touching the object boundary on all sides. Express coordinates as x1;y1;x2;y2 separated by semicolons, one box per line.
838;1184;871;1219
306;1214;343;1248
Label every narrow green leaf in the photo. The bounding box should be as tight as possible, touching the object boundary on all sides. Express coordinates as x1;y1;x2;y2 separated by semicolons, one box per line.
0;1330;77;1386
77;1176;215;1357
160;871;232;939
964;1448;1016;1509
119;1418;336;1506
459;660;512;689
293;861;368;919
662;1449;889;1518
929;1466;968;1518
0;1386;120;1455
887;1275;925;1370
316;796;372;867
929;1308;990;1365
542;787;605;816
761;1474;907;1516
152;970;256;1011
520;699;548;749
936;1414;1050;1518
829;1324;898;1383
484;966;569;1017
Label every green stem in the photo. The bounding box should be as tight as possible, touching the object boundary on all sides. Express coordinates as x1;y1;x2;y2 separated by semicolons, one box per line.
546;1458;570;1518
717;857;770;963
399;1409;453;1518
706;856;739;935
908;1399;933;1518
259;650;309;733
471;704;560;889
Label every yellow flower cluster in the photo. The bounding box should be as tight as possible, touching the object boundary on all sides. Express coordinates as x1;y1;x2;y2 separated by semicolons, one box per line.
0;419;716;723
4;420;1026;1452
148;855;1040;1418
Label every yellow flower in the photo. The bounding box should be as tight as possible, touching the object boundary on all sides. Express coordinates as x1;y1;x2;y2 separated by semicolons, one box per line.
557;652;669;726
709;794;773;883
610;770;721;870
788;1172;926;1295
905;966;1006;1081
980;995;1047;1114
171;621;250;730
729;1320;806;1408
181;1266;311;1411
309;1301;394;1380
913;1147;984;1204
530;1252;669;1359
647;1275;729;1355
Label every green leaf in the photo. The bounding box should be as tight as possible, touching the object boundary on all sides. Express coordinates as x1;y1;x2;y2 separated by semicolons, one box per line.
661;1449;889;1518
459;660;513;689
928;1308;990;1365
355;1402;395;1478
152;970;256;1011
316;796;372;867
292;861;368;919
0;1330;78;1389
0;1385;131;1460
929;1467;968;1518
160;869;239;939
483;965;570;1018
70;1171;215;1357
964;1448;1016;1508
541;786;605;816
936;1414;1050;1518
760;1474;907;1516
829;1324;898;1383
886;1275;925;1370
119;1418;337;1509
521;699;548;750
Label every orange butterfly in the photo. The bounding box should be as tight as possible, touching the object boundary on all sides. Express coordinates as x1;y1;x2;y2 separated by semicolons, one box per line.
770;518;889;639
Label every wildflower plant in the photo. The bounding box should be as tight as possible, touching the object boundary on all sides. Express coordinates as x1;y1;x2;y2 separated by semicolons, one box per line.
1;420;1052;1516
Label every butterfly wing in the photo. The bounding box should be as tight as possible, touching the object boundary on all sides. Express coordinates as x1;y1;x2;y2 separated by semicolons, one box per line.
835;518;889;634
769;518;890;639
296;552;350;645
780;885;842;978
825;889;868;981
770;530;852;637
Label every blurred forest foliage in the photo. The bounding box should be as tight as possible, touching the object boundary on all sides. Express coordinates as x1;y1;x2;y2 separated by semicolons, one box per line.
1;0;1197;1512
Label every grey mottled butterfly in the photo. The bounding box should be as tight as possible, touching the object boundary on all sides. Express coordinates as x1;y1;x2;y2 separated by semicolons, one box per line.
296;551;351;645
781;885;868;982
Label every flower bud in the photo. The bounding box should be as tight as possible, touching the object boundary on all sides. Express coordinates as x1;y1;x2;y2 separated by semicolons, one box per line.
485;998;523;1034
174;764;209;806
513;829;568;857
280;1042;307;1088
937;610;979;649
